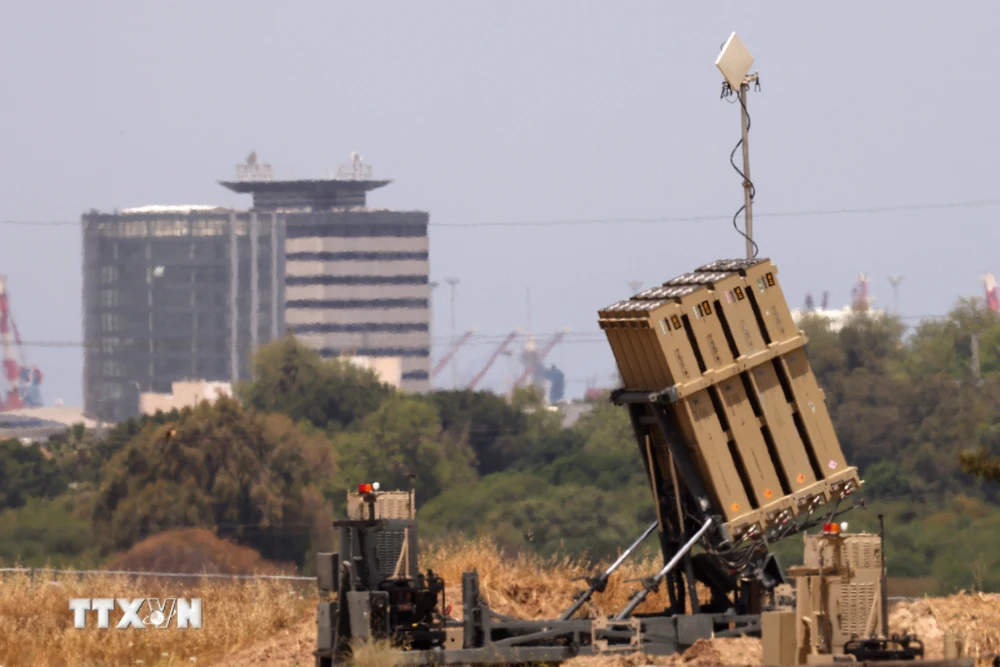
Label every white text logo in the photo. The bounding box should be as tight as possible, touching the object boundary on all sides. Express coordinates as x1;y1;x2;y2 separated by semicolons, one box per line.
69;598;202;629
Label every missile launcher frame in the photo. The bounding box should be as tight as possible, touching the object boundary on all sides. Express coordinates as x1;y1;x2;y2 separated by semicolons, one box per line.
602;258;861;591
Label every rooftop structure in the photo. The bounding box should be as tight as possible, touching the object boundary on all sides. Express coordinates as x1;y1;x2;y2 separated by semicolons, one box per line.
219;152;391;211
218;178;392;211
139;379;233;416
0;405;95;442
790;305;886;334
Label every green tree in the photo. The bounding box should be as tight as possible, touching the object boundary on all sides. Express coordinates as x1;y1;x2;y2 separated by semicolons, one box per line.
47;410;181;485
798;313;910;470
92;396;335;566
960;447;1000;483
419;398;656;561
333;395;477;505
906;299;1000;381
427;390;530;475
240;335;394;432
0;496;97;567
862;460;912;499
0;439;68;510
507;386;586;468
838;313;907;374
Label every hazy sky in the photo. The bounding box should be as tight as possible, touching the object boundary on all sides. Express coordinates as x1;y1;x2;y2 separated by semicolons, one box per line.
2;2;999;406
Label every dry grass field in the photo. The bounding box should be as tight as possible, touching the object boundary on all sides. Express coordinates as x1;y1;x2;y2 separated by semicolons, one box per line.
2;536;999;666
0;569;313;667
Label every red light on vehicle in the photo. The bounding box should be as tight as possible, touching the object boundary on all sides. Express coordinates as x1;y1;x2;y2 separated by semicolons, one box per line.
358;483;373;494
444;604;453;616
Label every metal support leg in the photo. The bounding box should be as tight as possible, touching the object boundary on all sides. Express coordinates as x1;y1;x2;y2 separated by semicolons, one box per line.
659;533;681;613
615;518;714;620
560;521;658;620
649;405;712;517
684;553;701;614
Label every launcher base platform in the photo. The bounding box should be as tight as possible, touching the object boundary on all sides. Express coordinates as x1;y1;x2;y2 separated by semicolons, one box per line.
316;568;762;667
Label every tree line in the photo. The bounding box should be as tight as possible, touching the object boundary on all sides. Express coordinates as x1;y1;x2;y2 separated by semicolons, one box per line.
1;297;999;592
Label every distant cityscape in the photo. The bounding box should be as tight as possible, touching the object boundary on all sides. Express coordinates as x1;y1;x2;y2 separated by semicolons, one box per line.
0;150;571;431
0;151;998;433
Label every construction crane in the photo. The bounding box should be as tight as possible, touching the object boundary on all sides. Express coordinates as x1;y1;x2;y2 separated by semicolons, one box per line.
430;330;475;380
0;275;43;411
513;329;567;389
850;272;871;312
983;272;999;313
467;331;518;390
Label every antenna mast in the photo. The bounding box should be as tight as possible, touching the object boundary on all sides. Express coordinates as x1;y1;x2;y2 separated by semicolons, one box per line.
716;32;761;260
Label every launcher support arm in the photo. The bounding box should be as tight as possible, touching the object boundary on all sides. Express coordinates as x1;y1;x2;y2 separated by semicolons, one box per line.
559;521;659;621
614;517;714;620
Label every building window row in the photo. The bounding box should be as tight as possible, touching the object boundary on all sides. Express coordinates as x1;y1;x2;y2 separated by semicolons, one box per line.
289;322;429;335
285;274;428;287
285;224;427;239
101;313;122;332
101;382;124;401
88;218;279;239
285;251;429;262
101;360;124;377
285;298;428;310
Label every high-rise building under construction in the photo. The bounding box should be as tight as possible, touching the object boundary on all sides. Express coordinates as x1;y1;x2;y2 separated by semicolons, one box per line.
81;154;430;423
82;205;284;422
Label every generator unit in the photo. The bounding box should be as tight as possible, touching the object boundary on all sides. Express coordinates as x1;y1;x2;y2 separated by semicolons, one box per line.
762;524;924;665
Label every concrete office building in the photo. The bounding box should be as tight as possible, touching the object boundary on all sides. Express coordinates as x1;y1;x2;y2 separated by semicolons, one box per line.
219;154;431;393
82;205;284;422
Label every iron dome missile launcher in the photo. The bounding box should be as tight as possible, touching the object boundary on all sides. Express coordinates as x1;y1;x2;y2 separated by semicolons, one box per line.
312;258;899;667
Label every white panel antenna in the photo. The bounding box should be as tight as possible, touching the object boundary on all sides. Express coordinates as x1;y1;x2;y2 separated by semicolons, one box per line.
715;33;755;91
715;32;761;261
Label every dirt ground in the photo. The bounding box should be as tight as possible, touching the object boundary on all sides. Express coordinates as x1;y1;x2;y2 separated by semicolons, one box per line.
563;637;762;667
889;592;1000;660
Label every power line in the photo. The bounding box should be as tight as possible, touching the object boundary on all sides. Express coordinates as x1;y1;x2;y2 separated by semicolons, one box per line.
433;198;1000;227
15;336;609;349
11;316;956;350
14;336;603;350
5;197;1000;230
0;220;78;227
